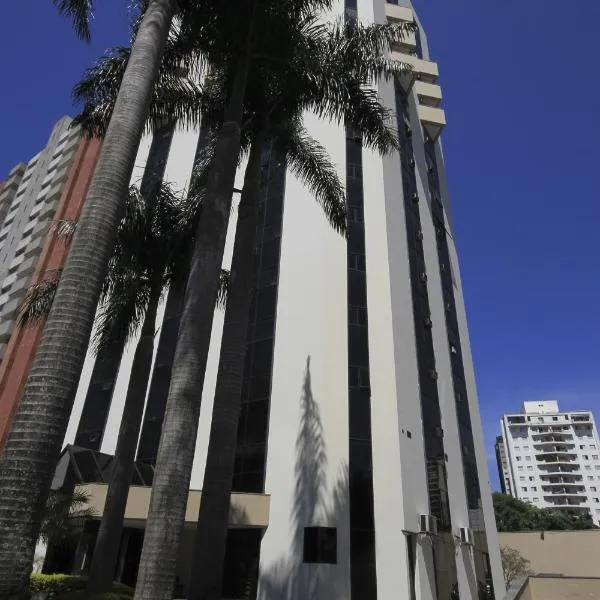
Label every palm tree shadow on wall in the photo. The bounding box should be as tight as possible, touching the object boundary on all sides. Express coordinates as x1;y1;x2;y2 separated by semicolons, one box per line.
258;356;350;600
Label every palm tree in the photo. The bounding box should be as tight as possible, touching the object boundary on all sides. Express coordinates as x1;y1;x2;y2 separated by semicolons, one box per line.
188;116;347;600
0;1;184;594
40;488;96;546
22;5;412;597
138;14;414;600
187;13;415;587
16;182;227;595
53;0;93;41
83;182;190;596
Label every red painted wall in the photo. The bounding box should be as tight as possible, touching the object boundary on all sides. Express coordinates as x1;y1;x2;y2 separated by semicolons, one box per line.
0;137;102;453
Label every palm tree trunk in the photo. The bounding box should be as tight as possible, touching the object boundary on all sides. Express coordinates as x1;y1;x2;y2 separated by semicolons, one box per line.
0;1;177;595
188;129;267;600
133;52;255;600
86;281;162;595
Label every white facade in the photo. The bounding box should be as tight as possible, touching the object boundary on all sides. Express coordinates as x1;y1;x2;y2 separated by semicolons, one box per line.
0;117;82;361
500;400;600;524
61;1;504;598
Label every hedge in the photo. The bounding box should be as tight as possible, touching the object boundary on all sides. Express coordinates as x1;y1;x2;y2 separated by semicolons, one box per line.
30;574;133;599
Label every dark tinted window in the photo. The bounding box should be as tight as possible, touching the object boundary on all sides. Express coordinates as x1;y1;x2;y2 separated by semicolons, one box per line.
303;527;337;564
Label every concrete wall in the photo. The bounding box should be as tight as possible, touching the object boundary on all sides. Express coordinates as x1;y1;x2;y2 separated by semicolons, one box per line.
524;576;600;600
499;530;600;577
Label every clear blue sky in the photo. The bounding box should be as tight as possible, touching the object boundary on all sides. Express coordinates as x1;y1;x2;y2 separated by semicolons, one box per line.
1;0;599;490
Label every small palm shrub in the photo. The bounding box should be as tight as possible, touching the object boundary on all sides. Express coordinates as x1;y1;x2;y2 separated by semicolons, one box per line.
29;574;133;599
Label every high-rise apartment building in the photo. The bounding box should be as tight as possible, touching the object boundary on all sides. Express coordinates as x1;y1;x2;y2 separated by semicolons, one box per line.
498;401;600;525
495;435;511;495
0;117;101;449
50;1;504;598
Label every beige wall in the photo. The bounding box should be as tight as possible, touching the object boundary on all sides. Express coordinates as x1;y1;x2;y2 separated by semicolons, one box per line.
79;483;270;528
499;531;600;577
525;576;600;599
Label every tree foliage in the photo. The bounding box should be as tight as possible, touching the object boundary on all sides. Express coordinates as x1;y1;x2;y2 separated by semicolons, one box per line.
493;492;596;532
500;546;532;588
39;489;96;544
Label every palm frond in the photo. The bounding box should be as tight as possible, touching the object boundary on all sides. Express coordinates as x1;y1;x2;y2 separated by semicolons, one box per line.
344;85;399;154
51;219;78;241
94;180;187;355
277;123;347;236
18;278;59;327
73;33;206;137
93;268;151;357
217;269;230;310
53;0;93;42
40;489;96;544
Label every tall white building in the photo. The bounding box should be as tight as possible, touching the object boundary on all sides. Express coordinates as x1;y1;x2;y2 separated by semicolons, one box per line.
48;1;504;598
0;117;82;362
499;400;600;525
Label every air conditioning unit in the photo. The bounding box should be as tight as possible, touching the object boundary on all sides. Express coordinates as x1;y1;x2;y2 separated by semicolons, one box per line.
459;527;474;546
419;514;438;536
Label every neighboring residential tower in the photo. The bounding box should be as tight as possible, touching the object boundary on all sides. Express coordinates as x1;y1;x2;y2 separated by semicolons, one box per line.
498;400;600;525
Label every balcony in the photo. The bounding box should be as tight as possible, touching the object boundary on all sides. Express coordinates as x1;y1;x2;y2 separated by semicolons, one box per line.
545;495;588;506
392;52;439;84
2;295;21;316
417;105;446;141
536;447;577;457
385;2;413;23
540;474;583;484
542;483;585;492
572;414;591;423
8;163;26;178
415;80;442;108
0;320;13;343
385;0;417;55
537;459;579;470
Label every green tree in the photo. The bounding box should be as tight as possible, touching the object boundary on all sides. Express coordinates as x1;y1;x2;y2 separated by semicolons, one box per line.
17;183;227;595
53;0;93;41
493;492;595;532
500;545;532;588
0;1;184;594
40;489;96;546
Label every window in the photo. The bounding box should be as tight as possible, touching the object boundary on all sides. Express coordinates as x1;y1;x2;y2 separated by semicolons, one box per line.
516;456;521;462
591;487;597;492
595;499;600;504
531;487;537;491
581;445;585;449
303;527;337;564
588;476;594;481
584;455;589;460
515;446;520;451
592;445;597;450
585;466;591;470
521;487;527;492
529;477;534;481
525;456;531;461
595;465;600;470
519;477;525;481
552;417;558;422
527;466;533;471
533;497;539;502
593;455;599;460
518;466;524;471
